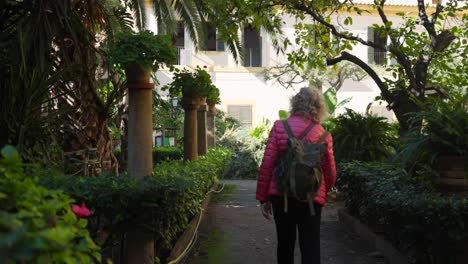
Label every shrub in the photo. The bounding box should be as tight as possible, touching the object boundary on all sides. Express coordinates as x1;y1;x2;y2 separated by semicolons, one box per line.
110;30;176;72
331;109;398;162
153;147;183;164
162;66;218;99
397;93;468;173
337;161;468;264
215;109;241;139
38;147;233;262
218;124;269;179
0;146;100;263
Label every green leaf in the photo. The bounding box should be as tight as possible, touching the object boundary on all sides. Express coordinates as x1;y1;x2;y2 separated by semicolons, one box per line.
278;110;288;120
323;87;337;114
335;97;353;110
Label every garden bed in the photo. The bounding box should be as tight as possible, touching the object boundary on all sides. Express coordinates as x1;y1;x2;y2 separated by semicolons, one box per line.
38;147;234;263
337;161;468;264
167;182;220;263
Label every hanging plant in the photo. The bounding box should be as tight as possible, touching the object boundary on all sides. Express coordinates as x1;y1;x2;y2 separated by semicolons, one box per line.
162;66;219;99
110;30;176;74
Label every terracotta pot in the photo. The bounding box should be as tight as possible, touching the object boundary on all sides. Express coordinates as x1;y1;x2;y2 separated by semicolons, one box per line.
125;63;152;84
435;155;468;194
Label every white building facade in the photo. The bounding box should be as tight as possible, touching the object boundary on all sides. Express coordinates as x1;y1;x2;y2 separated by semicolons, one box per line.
148;0;447;128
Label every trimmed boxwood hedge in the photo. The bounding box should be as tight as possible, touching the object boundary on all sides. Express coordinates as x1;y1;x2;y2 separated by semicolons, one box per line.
153;147;183;164
337;161;468;264
38;147;233;262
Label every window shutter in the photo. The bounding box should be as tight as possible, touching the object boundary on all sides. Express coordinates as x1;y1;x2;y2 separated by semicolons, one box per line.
227;105;253;128
217;40;225;51
367;26;374;64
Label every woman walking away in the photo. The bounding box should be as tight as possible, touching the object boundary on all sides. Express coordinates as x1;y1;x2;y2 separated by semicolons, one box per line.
256;87;336;264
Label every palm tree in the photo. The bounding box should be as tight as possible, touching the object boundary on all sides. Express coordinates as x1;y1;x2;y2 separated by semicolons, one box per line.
0;0;133;173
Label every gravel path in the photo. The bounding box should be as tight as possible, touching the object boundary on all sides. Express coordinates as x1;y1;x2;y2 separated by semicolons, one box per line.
184;180;386;264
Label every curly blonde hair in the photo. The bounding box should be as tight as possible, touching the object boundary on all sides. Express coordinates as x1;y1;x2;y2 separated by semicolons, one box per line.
289;87;328;123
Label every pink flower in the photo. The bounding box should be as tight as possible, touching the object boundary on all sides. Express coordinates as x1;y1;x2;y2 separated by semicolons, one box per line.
71;202;93;218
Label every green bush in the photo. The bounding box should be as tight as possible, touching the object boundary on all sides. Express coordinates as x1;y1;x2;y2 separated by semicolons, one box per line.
337;161;468;264
153;147;183;164
331;109;398;162
218;124;268;179
397;93;468;173
39;147;233;261
215;109;241;139
110;30;176;72
0;146;100;263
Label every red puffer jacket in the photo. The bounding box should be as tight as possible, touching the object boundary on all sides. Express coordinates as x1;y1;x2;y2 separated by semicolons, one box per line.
256;114;336;206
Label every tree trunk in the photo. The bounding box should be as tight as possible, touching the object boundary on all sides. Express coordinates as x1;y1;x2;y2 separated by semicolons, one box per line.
61;45;118;175
389;92;421;137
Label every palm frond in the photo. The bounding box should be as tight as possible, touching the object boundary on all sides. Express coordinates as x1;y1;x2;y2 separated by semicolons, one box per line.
123;0;146;30
173;0;202;48
152;0;177;34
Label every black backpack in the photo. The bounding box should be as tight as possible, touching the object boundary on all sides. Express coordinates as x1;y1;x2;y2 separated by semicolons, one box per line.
273;120;328;215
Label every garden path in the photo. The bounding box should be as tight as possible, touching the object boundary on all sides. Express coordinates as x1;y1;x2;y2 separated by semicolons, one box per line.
184;180;386;264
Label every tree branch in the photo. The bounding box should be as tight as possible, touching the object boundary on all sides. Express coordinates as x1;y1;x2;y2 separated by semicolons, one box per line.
327;51;394;103
375;0;419;94
431;4;444;24
289;1;387;51
418;0;437;38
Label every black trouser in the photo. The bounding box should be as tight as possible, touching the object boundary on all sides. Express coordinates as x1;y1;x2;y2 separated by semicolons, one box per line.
271;196;322;264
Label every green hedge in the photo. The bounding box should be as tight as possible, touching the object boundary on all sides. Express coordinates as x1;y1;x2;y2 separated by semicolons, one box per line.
0;146;100;263
153;147;183;164
39;147;233;261
337;162;468;264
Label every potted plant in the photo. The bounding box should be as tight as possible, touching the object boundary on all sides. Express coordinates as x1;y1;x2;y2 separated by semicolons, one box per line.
110;30;176;83
399;93;467;192
162;66;214;100
206;83;221;106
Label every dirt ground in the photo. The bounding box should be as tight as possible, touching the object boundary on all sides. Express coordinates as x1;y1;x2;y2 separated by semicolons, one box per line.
183;180;386;264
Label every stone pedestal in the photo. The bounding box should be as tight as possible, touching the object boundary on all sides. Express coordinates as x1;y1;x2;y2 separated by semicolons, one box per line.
124;231;154;264
125;71;154;264
197;98;208;155
127;82;154;180
182;97;200;161
207;103;216;148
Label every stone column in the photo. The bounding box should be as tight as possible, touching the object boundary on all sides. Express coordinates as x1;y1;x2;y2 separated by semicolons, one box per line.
127;83;154;180
207;103;216;148
125;69;154;264
182;97;199;161
197;98;208;155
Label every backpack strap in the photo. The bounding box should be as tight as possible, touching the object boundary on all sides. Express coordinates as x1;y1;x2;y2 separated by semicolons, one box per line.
282;120;315;140
299;123;315;140
316;130;329;144
282;120;294;139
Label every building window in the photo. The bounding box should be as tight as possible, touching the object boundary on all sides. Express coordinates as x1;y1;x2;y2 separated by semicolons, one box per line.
243;26;262;67
173;22;185;48
368;27;387;66
173;22;185;65
201;22;225;51
227;105;253;128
